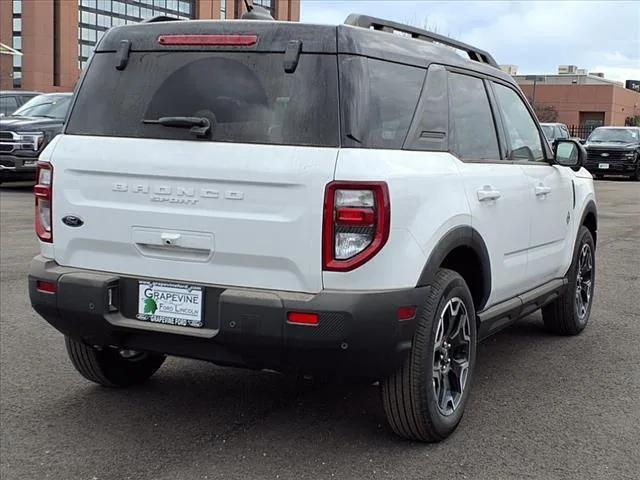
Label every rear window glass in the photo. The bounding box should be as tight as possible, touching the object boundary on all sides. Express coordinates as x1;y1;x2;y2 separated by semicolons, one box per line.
67;52;339;147
340;57;425;149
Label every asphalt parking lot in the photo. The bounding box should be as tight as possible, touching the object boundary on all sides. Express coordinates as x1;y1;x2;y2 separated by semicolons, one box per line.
1;180;638;480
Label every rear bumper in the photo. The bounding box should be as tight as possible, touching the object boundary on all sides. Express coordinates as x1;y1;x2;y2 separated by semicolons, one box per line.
29;256;429;378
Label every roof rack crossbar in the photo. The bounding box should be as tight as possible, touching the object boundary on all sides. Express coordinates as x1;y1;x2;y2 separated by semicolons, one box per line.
344;14;499;68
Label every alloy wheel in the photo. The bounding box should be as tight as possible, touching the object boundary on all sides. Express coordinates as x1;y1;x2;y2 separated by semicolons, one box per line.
432;297;471;416
575;243;594;320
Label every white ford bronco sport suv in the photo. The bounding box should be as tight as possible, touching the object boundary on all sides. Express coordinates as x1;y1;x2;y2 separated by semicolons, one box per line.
29;13;597;442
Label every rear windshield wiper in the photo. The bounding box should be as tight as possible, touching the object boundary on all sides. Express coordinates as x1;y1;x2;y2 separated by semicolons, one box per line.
143;116;211;138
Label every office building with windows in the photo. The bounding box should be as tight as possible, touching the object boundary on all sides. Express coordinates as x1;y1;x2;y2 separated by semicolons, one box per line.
0;0;300;92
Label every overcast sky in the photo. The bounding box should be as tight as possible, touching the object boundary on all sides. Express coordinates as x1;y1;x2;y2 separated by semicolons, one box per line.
300;0;640;82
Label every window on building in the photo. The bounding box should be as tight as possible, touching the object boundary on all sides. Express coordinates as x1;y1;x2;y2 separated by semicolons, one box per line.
12;0;22;87
253;0;275;16
78;0;196;68
178;1;190;14
13;72;22;88
112;1;125;15
449;73;500;161
126;3;140;17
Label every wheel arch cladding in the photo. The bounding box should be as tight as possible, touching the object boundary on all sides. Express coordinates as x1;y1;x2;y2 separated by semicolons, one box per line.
417;226;491;312
581;201;598;247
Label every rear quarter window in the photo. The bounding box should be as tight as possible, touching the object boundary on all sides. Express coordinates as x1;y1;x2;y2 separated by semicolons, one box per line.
340;56;425;149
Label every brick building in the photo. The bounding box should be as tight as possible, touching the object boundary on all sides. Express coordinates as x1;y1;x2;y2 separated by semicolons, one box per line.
0;0;300;92
514;73;640;128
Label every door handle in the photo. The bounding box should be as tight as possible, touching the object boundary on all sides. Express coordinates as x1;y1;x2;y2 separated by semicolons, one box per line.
535;185;552;196
477;187;501;202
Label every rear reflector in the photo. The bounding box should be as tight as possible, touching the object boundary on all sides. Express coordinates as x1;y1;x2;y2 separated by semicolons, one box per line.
157;34;258;46
287;312;319;326
336;207;375;226
36;280;57;294
397;306;417;321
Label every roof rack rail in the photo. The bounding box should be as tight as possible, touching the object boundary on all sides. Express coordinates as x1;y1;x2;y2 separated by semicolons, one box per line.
344;14;499;68
141;15;183;23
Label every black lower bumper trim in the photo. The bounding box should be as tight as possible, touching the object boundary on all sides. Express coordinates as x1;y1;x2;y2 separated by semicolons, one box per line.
28;256;430;378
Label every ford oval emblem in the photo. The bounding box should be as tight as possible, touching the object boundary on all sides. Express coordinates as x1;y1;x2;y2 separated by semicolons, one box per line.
601;152;609;157
62;215;84;227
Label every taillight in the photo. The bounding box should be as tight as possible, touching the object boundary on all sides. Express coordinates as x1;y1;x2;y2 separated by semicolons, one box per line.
323;181;390;271
157;34;258;46
34;162;53;243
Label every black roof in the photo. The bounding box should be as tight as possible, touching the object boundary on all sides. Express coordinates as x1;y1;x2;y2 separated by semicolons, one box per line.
96;15;513;83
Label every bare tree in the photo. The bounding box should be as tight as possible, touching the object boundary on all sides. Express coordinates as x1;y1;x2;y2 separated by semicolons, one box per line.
533;104;559;123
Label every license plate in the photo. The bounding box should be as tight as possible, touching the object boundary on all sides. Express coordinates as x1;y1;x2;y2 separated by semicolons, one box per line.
137;281;203;328
598;163;609;169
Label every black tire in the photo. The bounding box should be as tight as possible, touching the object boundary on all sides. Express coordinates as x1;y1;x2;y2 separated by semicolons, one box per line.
542;226;595;335
65;337;166;387
632;160;640;181
381;269;477;442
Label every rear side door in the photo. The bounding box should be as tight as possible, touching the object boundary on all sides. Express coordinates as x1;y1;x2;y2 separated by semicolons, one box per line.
448;71;532;306
491;82;574;283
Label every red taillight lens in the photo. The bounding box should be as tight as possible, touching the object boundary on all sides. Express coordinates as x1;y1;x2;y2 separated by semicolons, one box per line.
157;34;258;46
34;162;53;243
287;312;319;326
323;182;390;272
36;280;57;294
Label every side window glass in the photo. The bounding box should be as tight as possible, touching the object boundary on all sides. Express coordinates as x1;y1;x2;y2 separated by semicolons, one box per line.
0;96;19;116
493;83;544;161
449;72;500;161
340;56;425;149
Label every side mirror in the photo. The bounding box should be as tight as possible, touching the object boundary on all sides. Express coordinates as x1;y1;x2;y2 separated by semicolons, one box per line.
554;139;585;170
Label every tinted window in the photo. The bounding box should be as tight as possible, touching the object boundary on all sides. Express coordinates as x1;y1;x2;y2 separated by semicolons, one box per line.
0;96;19;116
448;73;500;160
67;52;339;147
13;94;72;119
493;83;544;161
341;57;425;149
